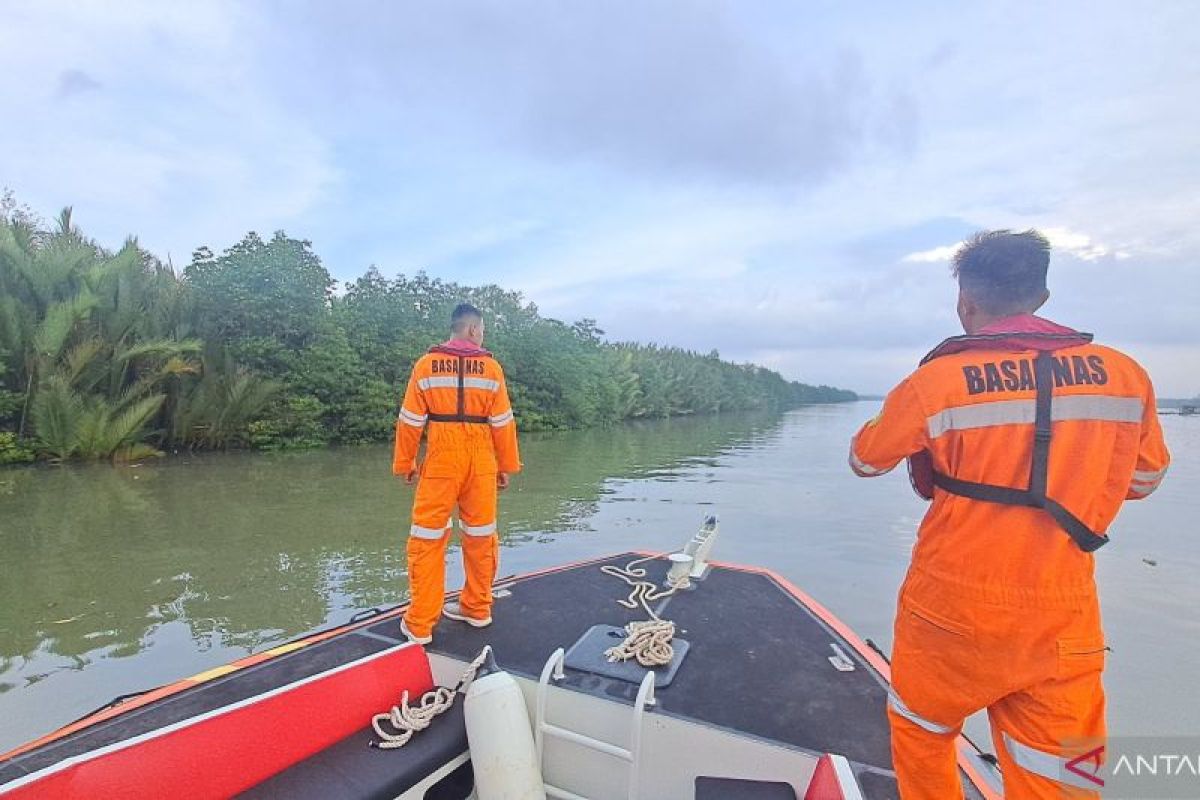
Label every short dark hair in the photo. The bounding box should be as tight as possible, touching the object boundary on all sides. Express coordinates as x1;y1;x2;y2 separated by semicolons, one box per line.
952;229;1050;316
450;302;482;333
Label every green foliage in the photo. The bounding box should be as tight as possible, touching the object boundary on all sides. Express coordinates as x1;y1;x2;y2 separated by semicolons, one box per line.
74;394;165;461
30;375;166;461
185;232;333;351
0;390;20;425
0;432;34;464
333;270;856;432
169;356;279;450
0;349;23;426
248;396;328;450
336;378;396;444
1;196;854;464
29;375;84;459
0;206;270;462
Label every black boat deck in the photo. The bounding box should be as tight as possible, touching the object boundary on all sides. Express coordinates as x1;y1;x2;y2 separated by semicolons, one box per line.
411;553;904;796
427;555;893;766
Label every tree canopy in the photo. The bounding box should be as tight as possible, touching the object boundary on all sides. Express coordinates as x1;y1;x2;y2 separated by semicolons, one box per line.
0;201;855;463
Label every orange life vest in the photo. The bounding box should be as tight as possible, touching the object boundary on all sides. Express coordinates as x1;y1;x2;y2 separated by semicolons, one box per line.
906;325;1103;550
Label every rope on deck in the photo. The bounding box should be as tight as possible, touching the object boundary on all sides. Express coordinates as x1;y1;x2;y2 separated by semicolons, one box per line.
600;554;688;667
369;645;491;749
604;618;677;667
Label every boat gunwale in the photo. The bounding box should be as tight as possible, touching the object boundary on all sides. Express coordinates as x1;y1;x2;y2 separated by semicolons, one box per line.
0;643;421;796
0;553;616;766
678;553;1002;800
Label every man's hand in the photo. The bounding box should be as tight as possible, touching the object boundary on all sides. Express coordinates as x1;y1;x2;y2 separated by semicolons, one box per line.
405;468;419;486
496;472;511;491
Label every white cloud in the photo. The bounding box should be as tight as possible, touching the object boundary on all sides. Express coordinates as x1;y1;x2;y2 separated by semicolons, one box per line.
1;2;1197;397
1042;227;1114;262
902;244;962;263
902;227;1124;265
0;1;339;259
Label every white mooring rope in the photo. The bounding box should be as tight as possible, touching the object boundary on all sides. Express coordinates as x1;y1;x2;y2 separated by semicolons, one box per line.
603;618;677;667
600;554;689;667
370;645;492;749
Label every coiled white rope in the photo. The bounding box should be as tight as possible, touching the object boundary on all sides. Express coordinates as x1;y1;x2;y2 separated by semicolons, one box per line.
604;619;677;667
600;555;688;667
370;645;492;749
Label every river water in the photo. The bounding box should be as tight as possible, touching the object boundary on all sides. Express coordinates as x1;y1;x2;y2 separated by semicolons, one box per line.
0;402;1196;753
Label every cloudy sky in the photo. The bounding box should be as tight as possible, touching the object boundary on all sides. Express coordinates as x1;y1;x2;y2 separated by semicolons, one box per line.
2;1;1197;395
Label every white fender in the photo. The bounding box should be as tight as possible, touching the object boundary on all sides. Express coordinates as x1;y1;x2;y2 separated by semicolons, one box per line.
464;654;546;800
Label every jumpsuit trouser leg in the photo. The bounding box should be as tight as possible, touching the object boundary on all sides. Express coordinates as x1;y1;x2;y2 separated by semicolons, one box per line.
457;469;500;620
987;663;1105;799
888;591;979;800
889;572;1107;800
403;474;460;638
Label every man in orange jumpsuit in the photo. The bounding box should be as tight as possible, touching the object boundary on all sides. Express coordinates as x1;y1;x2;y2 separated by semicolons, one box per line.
393;303;521;644
850;230;1169;799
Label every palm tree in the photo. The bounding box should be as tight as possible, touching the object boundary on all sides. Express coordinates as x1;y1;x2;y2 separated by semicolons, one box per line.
0;209;210;460
168;351;279;450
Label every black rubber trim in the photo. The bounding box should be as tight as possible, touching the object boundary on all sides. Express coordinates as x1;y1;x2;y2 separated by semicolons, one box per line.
67;690;155;726
426;414;489;424
348;607;384;624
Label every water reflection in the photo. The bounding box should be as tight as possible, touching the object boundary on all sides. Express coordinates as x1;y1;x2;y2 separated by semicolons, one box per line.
0;412;783;747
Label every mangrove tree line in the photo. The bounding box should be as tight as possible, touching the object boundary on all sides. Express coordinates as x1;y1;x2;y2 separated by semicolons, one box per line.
0;200;855;463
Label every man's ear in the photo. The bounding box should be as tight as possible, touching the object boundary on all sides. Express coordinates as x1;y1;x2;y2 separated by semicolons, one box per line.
1032;288;1050;313
957;288;979;333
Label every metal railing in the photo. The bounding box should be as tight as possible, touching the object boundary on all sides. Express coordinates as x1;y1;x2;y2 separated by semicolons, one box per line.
534;647;656;800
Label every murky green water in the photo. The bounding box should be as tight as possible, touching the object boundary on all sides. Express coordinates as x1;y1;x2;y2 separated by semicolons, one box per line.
1;403;1196;752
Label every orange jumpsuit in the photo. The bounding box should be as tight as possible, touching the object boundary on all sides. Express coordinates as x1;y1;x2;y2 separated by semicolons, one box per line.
393;340;521;638
850;316;1169;799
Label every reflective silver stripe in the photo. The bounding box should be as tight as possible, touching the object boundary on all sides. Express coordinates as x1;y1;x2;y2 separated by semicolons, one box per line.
462;521;497;536
417;376;459;391
489;410;514;428
1002;733;1104;790
410;522;449;539
1129;465;1168;496
398;408;427;427
849;447;888;476
887;692;954;734
927;395;1144;439
416;376;499;392
1054;395;1144;423
1133;466;1168;486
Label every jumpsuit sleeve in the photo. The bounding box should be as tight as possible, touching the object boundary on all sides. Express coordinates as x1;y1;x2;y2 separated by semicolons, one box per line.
1126;372;1170;499
392;363;428;476
849;376;929;477
488;363;522;474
